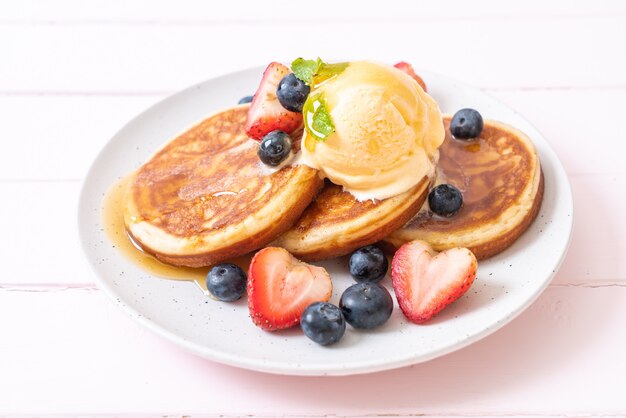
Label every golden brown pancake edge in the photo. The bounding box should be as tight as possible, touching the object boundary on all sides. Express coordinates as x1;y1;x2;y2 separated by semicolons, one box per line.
382;117;544;260
124;105;323;267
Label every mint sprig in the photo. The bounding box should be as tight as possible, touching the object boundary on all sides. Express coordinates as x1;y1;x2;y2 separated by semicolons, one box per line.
304;95;335;141
291;57;323;85
293;57;346;141
311;101;334;139
291;57;349;86
314;61;349;85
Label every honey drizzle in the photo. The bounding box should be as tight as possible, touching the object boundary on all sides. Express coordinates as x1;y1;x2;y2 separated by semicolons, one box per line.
407;118;529;231
101;175;251;294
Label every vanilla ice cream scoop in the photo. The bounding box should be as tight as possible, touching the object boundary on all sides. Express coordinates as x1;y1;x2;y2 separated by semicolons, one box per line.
300;61;444;201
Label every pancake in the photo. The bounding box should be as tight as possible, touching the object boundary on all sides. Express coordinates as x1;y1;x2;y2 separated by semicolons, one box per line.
382;117;543;260
273;174;431;261
124;105;323;267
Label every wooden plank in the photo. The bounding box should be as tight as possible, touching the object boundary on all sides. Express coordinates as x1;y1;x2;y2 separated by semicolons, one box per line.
0;286;624;414
1;89;624;180
0;17;624;93
3;0;625;22
0;174;623;286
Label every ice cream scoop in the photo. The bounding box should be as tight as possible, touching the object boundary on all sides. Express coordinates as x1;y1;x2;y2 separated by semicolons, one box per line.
300;61;444;201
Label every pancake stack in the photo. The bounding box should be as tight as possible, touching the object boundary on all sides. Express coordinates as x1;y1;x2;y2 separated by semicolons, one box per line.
124;106;543;267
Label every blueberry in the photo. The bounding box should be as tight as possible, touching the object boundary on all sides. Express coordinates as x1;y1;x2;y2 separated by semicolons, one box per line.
339;282;393;329
206;263;247;302
450;108;483;139
276;73;310;112
238;95;254;104
258;130;292;166
349;245;388;283
428;184;463;217
300;302;346;346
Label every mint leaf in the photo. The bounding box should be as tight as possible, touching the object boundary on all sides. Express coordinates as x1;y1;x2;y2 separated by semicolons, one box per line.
312;101;335;139
292;57;349;87
303;95;334;141
313;61;349;85
291;57;322;85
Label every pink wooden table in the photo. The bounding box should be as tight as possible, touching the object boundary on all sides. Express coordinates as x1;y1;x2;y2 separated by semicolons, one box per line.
1;1;625;415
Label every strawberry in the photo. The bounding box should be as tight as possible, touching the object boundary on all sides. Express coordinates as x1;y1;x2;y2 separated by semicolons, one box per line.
393;61;428;92
391;240;477;324
248;247;332;331
245;62;303;140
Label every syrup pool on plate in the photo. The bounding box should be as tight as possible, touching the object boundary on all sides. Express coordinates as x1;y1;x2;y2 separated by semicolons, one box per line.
101;175;252;294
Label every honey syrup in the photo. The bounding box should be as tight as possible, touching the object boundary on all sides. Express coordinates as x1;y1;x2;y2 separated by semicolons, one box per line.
101;175;251;294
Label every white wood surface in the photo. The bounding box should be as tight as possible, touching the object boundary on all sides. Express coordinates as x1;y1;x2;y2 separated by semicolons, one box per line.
2;16;624;93
1;1;625;415
1;286;625;415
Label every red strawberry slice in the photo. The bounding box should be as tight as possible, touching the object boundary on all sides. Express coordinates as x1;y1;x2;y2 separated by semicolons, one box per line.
248;247;332;331
391;240;477;324
394;61;428;92
245;62;303;140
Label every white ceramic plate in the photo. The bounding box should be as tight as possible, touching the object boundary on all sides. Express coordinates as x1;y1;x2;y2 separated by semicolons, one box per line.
78;67;573;376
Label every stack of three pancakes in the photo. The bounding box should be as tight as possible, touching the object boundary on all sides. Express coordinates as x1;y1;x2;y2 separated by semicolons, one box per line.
124;105;543;267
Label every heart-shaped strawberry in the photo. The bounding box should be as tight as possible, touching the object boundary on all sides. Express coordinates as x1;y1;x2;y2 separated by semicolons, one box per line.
248;247;332;331
391;240;477;324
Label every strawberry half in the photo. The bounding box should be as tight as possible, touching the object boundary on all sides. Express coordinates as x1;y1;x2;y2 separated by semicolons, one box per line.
393;61;428;92
391;240;477;324
248;247;332;331
245;62;303;140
